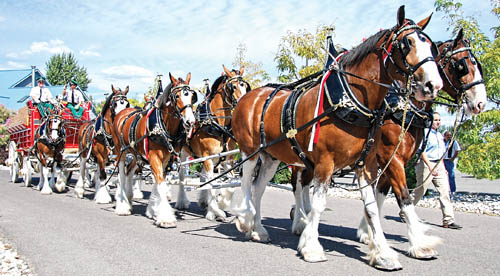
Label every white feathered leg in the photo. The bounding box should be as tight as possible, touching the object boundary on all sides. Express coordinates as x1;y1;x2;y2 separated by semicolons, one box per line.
94;168;112;204
404;204;441;259
298;177;328;263
75;157;87;198
292;169;308;235
249;154;280;242
357;189;386;244
132;177;144;199
114;161;132;215
54;167;67;193
234;154;258;234
357;170;401;270
39;163;53;195
153;177;177;228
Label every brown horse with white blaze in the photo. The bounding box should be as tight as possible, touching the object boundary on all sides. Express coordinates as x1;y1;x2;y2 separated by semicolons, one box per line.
231;6;442;270
355;28;487;257
32;109;67;194
75;85;130;203
177;65;250;221
112;73;196;228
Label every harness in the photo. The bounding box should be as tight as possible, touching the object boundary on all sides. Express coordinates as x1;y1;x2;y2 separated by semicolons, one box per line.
437;40;484;104
32;116;66;166
187;75;248;158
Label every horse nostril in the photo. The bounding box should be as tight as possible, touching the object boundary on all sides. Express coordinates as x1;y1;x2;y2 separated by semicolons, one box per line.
477;102;485;112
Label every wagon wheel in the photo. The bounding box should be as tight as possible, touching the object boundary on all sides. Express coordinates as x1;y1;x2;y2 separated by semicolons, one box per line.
8;141;20;183
22;156;32;187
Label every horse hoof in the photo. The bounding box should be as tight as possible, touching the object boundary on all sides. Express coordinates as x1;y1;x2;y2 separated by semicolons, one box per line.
235;217;251;233
250;232;270;243
411;248;438;260
302;250;327;263
155;221;177;228
206;212;217;221
372;257;403;271
115;207;131;216
40;189;52;195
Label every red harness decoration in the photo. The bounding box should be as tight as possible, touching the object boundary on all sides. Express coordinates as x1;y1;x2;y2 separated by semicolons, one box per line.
144;107;156;159
382;42;393;65
312;70;331;144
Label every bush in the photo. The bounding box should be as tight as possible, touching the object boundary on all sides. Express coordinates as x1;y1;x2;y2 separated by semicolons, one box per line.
272;162;291;184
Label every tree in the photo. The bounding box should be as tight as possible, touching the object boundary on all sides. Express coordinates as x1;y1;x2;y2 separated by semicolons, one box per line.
274;24;335;83
45;53;91;91
232;43;270;89
435;0;500;179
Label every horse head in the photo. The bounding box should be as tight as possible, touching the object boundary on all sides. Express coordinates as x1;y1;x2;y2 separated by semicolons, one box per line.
384;5;443;102
222;65;251;106
47;110;64;142
109;85;130;117
166;72;196;129
437;29;487;115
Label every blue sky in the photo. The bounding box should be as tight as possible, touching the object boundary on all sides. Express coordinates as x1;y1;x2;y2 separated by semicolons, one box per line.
0;0;497;124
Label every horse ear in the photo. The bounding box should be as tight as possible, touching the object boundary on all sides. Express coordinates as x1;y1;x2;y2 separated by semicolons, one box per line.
185;72;191;84
169;73;177;85
417;12;433;30
397;5;405;27
453;29;464;48
111;84;116;94
123;86;129;95
222;64;232;76
239;66;245;76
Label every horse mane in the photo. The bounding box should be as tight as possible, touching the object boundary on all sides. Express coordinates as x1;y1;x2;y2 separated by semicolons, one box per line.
100;92;115;116
157;82;173;107
211;75;227;94
339;28;392;67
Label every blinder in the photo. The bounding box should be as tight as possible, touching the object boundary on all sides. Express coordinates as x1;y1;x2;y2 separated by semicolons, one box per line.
399;31;438;59
452;57;469;78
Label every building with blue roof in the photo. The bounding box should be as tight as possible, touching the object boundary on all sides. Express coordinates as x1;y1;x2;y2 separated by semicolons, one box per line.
0;66;66;111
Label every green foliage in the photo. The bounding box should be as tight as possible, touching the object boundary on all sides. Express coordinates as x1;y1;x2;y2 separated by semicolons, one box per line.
274;24;335;82
271;162;291;184
94;100;104;114
232;43;270;89
405;156;418;189
434;0;500;179
45;53;91;91
0;104;13;147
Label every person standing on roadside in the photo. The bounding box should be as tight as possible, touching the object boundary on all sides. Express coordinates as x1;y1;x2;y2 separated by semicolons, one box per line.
443;131;461;195
413;112;462;230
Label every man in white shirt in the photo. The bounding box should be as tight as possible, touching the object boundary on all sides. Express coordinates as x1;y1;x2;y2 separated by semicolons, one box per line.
29;77;53;117
413;112;462;230
63;79;85;118
443;131;461;194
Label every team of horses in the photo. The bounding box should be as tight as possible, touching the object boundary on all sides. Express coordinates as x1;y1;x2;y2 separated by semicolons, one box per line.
19;6;488;271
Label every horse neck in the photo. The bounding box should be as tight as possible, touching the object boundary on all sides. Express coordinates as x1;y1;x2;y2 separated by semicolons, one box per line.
161;105;182;135
210;88;231;126
343;53;390;110
103;109;114;134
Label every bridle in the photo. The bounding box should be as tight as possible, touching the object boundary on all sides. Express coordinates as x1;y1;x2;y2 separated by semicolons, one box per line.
223;74;250;107
437;40;484;104
382;21;439;86
165;84;197;127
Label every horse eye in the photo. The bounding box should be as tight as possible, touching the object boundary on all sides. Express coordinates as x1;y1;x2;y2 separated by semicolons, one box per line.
408;39;413;46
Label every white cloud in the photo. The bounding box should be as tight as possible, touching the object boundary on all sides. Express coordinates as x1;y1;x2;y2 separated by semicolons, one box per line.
0;61;28;70
80;49;101;57
102;65;154;79
6;40;72;59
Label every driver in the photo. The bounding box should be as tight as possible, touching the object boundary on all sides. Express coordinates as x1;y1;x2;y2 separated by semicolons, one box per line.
62;79;85;118
29;77;54;117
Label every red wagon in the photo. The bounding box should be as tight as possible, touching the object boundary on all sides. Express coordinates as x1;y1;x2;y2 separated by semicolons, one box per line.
7;99;94;184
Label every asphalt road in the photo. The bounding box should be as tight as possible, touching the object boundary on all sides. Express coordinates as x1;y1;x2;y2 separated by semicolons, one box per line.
1;169;500;276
